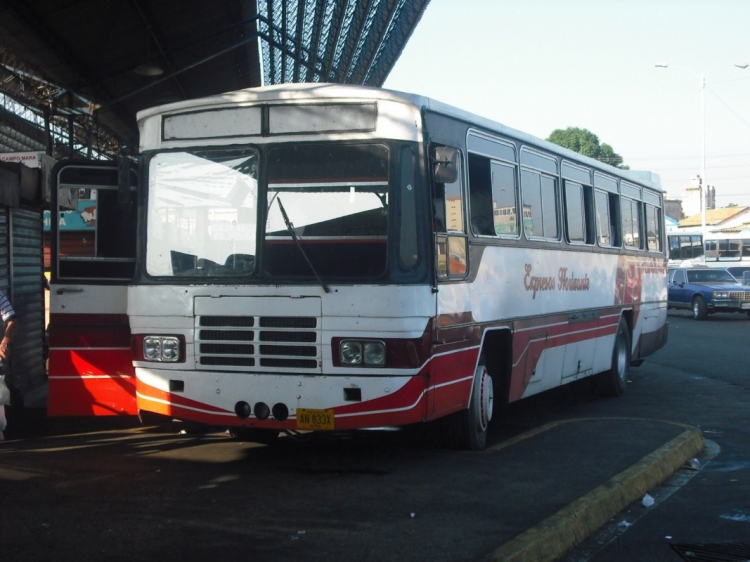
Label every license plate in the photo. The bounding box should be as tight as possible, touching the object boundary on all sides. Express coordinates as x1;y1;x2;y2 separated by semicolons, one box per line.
296;408;335;430
742;302;750;309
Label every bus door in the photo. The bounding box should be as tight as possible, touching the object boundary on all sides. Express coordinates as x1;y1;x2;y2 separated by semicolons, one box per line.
47;160;138;416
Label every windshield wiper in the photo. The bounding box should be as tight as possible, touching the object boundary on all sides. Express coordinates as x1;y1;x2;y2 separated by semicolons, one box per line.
276;197;330;293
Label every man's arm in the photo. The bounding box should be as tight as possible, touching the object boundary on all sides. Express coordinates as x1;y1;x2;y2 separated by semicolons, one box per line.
0;317;18;361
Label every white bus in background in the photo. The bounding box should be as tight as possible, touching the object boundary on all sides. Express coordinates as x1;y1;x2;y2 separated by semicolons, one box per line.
49;84;668;450
668;227;750;271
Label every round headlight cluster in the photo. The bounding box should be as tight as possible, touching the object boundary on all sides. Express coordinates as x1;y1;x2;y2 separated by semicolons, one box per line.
340;340;385;367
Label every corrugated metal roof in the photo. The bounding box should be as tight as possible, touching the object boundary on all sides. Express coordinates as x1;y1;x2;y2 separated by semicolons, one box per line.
0;0;430;158
679;206;750;227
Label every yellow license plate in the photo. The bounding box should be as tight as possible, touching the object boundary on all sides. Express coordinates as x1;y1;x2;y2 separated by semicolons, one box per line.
296;408;335;430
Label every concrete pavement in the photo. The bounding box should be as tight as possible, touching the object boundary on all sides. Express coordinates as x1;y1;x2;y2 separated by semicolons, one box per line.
0;413;703;562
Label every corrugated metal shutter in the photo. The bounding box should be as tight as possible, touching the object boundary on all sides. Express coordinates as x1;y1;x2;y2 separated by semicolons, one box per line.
9;207;46;407
0;209;8;292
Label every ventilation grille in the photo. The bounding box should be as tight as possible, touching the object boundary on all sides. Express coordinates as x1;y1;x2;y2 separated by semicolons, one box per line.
195;315;320;372
728;292;750;302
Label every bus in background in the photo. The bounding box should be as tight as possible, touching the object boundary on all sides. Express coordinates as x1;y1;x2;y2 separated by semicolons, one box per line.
50;84;668;450
48;162;138;416
667;229;704;266
668;227;750;271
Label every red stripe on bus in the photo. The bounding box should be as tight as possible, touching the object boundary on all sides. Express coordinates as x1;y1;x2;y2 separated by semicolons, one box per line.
47;376;137;416
48;349;135;377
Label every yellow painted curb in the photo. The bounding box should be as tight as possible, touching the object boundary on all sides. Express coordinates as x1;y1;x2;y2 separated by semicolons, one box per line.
483;427;704;562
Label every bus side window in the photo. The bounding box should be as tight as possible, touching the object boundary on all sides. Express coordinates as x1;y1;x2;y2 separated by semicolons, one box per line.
566;180;595;245
595;189;611;246
521;169;558;239
595;190;622;248
621;198;641;249
491;161;518;236
468;153;494;235
645;204;662;252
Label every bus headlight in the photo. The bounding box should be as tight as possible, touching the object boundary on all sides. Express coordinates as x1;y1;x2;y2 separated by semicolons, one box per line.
340;341;362;365
363;341;386;366
143;336;181;362
339;340;385;366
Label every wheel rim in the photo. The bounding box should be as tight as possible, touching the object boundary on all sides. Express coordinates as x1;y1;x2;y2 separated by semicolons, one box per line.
478;367;494;431
693;301;699;318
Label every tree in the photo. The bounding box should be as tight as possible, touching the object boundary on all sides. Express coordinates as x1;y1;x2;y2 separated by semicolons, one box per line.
547;127;628;169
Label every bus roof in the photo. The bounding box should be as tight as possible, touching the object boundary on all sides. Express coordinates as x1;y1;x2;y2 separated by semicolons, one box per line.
137;82;663;193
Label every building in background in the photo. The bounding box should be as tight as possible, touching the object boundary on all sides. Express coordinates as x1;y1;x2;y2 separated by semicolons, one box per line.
681;175;715;218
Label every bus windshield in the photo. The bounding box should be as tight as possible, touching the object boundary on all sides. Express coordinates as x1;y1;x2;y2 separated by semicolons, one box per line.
145;143;393;279
263;143;389;278
146;148;259;277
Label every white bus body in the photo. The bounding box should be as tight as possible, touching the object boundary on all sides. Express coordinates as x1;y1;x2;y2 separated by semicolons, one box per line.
51;84;668;449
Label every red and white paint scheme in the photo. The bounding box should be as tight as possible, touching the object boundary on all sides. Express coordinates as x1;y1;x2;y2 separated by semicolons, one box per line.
48;161;138;416
50;84;668;449
47;286;136;416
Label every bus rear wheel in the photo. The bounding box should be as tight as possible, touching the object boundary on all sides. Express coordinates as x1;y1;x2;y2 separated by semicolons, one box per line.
440;359;494;451
597;317;631;398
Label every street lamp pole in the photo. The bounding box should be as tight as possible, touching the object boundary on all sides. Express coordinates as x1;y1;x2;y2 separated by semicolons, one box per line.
655;63;748;244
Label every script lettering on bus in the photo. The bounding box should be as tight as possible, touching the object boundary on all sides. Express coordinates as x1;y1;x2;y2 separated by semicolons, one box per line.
523;264;591;299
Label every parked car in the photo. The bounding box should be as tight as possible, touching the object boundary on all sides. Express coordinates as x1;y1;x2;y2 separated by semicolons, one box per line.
668;267;750;320
724;265;750;285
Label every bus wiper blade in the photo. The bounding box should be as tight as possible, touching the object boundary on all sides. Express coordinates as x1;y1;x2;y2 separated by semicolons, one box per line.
276;197;330;293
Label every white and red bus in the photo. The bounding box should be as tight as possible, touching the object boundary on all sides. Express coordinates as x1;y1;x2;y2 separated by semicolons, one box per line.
49;84;668;449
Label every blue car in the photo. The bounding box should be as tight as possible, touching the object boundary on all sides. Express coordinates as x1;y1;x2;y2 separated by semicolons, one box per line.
668;267;750;320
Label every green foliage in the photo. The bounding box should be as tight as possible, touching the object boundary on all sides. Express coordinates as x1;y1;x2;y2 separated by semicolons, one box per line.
547;127;628;169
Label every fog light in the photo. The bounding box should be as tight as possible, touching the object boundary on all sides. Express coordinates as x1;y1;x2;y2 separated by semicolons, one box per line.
254;402;270;420
272;403;289;421
235;401;251;420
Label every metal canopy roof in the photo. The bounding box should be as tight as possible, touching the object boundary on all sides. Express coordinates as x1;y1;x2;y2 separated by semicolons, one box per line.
0;0;430;158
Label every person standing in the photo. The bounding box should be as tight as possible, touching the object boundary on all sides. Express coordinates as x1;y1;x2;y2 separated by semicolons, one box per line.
0;289;18;441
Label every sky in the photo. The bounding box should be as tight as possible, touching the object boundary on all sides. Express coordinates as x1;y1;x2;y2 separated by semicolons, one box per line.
383;0;750;208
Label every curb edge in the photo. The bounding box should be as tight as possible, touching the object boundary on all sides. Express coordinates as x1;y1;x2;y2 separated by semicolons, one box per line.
483;426;704;562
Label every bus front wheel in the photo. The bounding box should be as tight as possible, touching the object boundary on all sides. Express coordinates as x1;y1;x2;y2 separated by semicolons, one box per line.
440;359;494;451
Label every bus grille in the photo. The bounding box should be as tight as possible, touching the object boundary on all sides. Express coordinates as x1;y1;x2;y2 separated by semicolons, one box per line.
195;315;320;372
729;292;750;301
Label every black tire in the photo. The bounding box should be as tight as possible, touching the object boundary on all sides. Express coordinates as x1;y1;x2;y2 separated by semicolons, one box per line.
229;427;280;445
440;359;494;451
597;317;631;398
692;296;708;320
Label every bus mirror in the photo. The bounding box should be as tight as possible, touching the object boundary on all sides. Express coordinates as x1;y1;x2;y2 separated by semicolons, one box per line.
433;146;459;184
118;156;131;205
